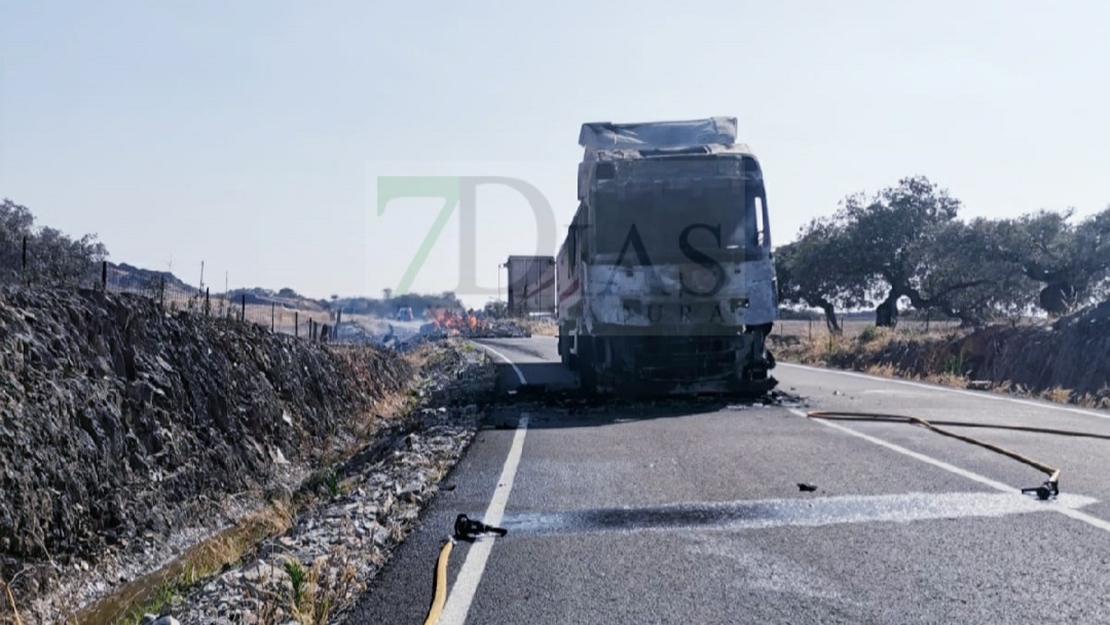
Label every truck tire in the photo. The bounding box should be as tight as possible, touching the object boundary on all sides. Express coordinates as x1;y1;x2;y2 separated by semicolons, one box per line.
559;324;576;370
577;336;598;392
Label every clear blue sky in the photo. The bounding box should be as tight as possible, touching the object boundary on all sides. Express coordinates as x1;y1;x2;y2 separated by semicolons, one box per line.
3;1;1109;309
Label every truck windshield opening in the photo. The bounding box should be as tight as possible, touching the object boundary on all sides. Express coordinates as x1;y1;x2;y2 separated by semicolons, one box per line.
592;180;766;264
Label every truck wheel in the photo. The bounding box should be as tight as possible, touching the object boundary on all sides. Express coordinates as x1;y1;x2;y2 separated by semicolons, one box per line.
579;363;598;392
577;336;598;392
559;325;576;370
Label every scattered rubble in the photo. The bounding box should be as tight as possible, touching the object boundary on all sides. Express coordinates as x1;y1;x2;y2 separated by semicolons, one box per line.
346;313;533;353
168;409;475;624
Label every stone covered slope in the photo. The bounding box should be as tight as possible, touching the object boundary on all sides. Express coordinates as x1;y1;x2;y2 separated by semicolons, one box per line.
962;302;1110;398
0;286;412;580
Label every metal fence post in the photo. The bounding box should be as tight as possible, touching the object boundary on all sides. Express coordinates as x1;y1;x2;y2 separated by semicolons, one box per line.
294;311;299;338
159;275;165;308
101;261;107;290
240;294;246;321
271;303;275;332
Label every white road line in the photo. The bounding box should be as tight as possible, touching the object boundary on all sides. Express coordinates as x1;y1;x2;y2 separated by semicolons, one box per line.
472;341;527;385
778;362;1110;421
439;413;530;625
789;408;1017;493
789;408;1110;534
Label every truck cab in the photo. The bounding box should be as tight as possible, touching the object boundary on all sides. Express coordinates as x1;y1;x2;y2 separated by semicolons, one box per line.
555;117;778;396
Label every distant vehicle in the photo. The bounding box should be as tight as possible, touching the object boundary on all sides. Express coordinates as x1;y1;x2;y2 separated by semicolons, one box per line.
394;306;414;321
554;117;778;396
505;255;556;317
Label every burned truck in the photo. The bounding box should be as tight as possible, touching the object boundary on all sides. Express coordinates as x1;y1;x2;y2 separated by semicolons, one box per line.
555;117;778;395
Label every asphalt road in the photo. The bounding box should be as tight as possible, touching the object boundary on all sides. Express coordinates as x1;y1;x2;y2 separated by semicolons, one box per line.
349;338;1110;624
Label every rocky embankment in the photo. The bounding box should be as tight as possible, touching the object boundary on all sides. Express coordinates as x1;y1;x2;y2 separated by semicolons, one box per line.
167;347;494;624
770;302;1110;406
0;286;460;622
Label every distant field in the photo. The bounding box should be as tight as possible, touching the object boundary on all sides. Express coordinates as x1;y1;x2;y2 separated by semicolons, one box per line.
240;303;333;335
773;317;962;339
118;284;338;337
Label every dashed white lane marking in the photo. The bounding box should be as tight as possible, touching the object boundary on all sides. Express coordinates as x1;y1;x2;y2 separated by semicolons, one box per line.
471;341;527;385
790;408;1110;534
778;362;1110;421
439;413;530;625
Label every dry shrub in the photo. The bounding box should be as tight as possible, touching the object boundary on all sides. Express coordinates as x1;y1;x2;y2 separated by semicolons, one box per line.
254;554;359;625
1040;386;1073;404
864;363;897;378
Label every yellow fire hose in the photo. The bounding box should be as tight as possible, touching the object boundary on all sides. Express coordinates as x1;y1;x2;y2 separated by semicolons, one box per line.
805;410;1086;497
424;515;509;624
423;538;454;625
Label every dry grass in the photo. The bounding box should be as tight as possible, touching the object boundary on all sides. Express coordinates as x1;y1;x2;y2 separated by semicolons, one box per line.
774;318;962;341
1040;386;1073;405
521;318;558;336
771;318;958;365
108;281;338;339
251;554;359;625
238;304;332;335
74;499;296;625
1;572;25;625
775;325;1110;412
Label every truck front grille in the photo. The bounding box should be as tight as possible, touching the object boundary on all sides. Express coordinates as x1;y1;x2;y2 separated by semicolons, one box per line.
630;336;739;382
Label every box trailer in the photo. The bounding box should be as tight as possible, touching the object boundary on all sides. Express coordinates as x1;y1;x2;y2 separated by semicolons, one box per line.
506;255;556;317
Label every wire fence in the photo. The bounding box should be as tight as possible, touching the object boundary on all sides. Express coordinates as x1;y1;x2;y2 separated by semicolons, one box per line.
1;234;353;344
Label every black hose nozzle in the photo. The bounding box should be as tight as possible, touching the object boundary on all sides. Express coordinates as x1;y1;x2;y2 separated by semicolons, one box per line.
454;513;508;540
1022;480;1059;501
